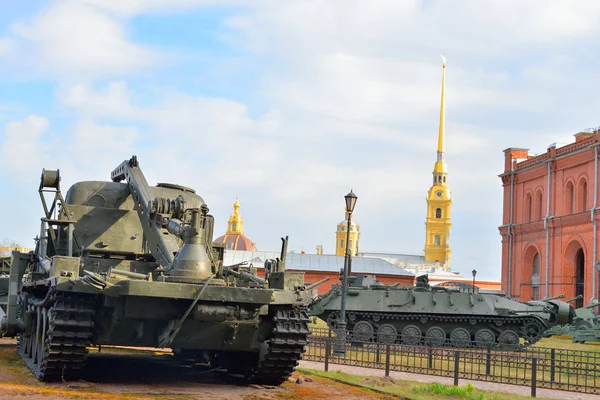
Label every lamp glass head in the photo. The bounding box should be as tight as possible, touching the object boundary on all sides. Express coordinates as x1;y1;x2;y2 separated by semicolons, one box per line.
345;190;358;213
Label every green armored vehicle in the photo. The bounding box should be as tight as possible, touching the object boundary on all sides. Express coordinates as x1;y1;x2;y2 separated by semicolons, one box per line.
0;156;312;384
310;275;574;348
0;257;8;315
568;301;600;343
542;295;592;338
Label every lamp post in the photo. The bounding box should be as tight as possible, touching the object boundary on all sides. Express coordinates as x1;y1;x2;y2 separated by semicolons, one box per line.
333;189;358;356
472;269;477;294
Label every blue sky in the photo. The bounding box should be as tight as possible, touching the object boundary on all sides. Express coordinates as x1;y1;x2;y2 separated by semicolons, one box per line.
2;1;600;280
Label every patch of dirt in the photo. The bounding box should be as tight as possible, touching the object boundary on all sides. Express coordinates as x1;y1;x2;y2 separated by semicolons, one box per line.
0;340;384;400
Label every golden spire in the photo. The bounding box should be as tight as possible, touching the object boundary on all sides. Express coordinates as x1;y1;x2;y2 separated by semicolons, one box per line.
433;56;447;176
438;55;446;154
226;195;244;235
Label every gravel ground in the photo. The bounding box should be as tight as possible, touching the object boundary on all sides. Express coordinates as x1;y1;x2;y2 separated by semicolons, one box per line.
0;339;385;400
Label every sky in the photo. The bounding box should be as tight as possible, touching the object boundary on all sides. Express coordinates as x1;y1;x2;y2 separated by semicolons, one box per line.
1;1;600;280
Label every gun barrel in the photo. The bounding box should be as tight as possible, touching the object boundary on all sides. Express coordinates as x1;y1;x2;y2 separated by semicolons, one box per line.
111;268;150;280
224;267;265;285
305;278;330;291
585;302;600;309
565;294;583;303
390;282;401;287
542;294;565;301
278;236;288;272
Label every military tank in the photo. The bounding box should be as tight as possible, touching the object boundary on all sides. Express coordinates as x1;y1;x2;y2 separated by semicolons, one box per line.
0;156;312;384
310;274;575;348
0;257;8;316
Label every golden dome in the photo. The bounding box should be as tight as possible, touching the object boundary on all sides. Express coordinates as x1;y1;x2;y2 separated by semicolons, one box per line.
214;196;257;251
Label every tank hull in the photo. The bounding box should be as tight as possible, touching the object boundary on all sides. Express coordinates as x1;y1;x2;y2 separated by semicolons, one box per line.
311;282;574;348
12;253;310;383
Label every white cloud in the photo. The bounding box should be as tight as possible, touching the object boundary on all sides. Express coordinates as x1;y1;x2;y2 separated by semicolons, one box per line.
0;115;49;174
11;1;155;76
80;0;246;16
5;1;600;279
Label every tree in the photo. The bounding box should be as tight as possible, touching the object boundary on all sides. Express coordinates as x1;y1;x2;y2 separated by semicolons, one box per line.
0;238;21;257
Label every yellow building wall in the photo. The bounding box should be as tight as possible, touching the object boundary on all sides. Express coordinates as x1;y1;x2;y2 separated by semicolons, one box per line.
335;229;359;256
424;186;452;266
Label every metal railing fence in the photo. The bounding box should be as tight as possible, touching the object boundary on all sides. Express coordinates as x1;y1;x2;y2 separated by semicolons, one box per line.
304;328;600;396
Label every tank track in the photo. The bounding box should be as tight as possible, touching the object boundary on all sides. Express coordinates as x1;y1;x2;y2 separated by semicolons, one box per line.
17;291;95;381
328;311;548;349
248;305;310;385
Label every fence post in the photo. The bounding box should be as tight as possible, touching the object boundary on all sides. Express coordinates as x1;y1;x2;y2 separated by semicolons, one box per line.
385;344;391;377
550;348;555;383
531;358;537;398
376;343;380;364
486;348;491;375
324;336;330;372
454;351;460;386
428;345;433;369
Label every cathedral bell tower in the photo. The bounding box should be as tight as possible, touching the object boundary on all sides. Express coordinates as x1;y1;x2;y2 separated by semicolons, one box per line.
336;212;360;256
424;57;452;268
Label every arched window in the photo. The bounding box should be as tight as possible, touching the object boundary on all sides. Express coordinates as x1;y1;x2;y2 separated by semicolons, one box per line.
526;194;533;222
582;181;588;211
565;182;574;214
532;253;540;275
340;239;344;249
435;208;442;218
576;179;588;212
532;253;540;300
535;191;543;220
434;235;441;246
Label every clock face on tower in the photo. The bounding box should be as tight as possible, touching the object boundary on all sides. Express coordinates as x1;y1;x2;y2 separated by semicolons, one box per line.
436;190;443;198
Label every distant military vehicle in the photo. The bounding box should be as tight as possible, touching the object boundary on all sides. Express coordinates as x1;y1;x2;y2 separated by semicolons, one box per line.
0;257;8;315
568;301;600;344
310;274;574;348
541;295;593;338
0;156;312;385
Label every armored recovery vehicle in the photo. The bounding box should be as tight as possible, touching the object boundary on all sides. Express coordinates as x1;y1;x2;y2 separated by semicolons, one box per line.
310;275;575;348
0;156;312;384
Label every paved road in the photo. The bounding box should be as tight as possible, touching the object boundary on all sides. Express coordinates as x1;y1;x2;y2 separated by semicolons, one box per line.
299;360;600;400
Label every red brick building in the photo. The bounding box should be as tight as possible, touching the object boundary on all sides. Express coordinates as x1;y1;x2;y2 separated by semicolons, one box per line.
499;131;600;307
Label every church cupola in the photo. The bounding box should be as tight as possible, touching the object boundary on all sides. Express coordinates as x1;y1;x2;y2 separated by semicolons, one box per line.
336;211;360;256
226;196;244;235
214;196;257;251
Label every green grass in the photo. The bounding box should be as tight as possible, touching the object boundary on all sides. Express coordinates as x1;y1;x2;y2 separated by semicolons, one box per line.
299;368;552;400
534;335;600;351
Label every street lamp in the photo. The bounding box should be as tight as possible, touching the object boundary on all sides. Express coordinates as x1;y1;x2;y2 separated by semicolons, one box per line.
334;189;358;356
472;269;477;294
